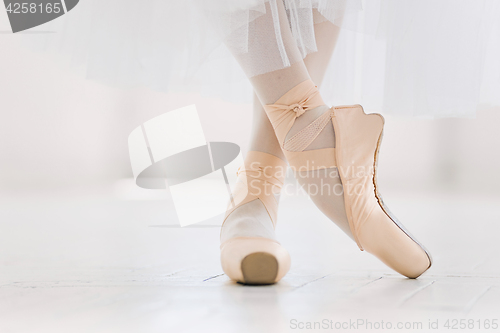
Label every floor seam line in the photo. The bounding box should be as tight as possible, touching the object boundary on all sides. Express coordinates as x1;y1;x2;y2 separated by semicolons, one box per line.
350;276;384;294
463;285;492;314
399;280;436;306
293;274;332;290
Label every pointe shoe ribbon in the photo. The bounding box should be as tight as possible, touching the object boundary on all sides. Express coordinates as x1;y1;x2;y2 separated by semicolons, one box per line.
264;80;337;171
264;80;325;147
222;151;287;231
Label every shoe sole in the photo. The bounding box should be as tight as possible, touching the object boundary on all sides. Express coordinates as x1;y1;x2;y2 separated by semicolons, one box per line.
240;252;279;285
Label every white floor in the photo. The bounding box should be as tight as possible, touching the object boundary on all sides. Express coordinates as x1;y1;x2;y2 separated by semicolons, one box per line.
1;185;499;333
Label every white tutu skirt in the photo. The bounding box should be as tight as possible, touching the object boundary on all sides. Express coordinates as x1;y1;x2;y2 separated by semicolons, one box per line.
24;0;500;118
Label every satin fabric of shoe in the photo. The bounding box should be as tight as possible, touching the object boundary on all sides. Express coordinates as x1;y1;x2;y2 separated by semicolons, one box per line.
331;105;431;278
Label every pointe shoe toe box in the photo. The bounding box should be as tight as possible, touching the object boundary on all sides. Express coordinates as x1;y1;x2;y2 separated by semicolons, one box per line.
220;237;291;284
357;208;431;278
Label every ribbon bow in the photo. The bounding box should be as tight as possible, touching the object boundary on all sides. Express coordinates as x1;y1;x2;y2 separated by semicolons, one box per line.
288;103;305;117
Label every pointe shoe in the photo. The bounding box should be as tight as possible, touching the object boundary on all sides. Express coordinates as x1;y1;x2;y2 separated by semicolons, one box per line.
220;151;291;284
263;80;432;278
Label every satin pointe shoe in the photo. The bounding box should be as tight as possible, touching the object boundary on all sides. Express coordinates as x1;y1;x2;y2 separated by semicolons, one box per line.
263;80;432;278
220;151;291;285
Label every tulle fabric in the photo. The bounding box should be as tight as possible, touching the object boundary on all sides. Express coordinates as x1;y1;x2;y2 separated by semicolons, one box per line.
23;0;500;118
